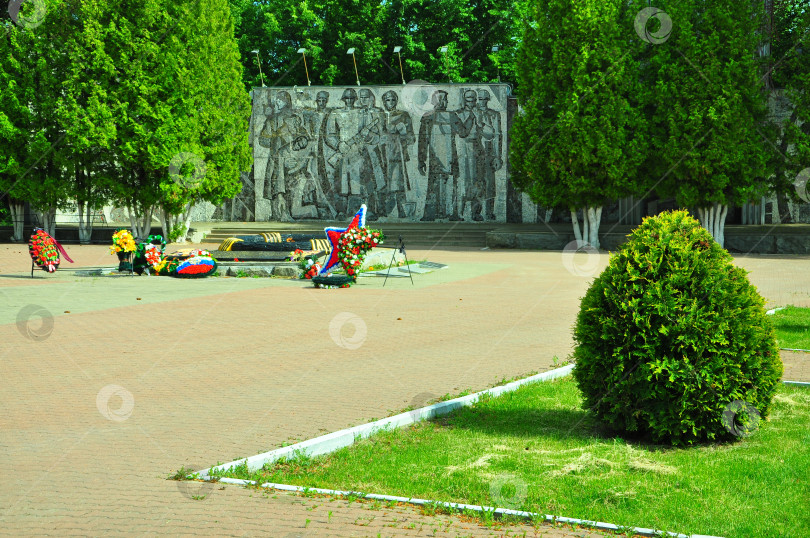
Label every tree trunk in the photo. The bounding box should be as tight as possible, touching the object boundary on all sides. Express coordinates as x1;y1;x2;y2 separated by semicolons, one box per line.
697;203;728;248
571;206;602;249
77;200;94;244
36;208;57;237
8;199;25;242
160;202;193;243
128;205;153;240
159;210;174;242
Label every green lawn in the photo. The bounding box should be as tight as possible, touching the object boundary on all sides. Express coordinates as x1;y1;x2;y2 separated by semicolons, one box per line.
771;306;810;350
217;377;810;538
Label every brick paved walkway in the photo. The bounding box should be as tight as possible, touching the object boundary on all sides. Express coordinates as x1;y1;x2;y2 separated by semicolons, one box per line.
1;244;808;536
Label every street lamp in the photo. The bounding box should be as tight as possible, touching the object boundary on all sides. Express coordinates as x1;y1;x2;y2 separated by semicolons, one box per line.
440;46;449;83
297;48;311;86
250;49;265;87
393;46;405;85
347;47;360;86
491;45;501;83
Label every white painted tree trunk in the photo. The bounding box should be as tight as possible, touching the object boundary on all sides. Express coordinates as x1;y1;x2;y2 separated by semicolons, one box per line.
8;200;25;242
571;206;603;249
697;203;728;248
77;201;94;244
36;208;56;237
128;205;154;240
160;202;193;243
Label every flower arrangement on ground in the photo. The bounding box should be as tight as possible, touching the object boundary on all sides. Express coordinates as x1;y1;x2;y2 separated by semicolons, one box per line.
154;248;217;278
133;235;167;275
289;248;322;279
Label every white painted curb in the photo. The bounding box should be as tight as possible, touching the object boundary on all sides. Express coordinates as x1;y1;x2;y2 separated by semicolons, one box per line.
784;381;810;388
203;477;721;538
193;363;726;537
199;364;574;478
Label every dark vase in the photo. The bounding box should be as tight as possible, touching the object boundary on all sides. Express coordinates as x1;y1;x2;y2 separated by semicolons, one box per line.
116;251;132;272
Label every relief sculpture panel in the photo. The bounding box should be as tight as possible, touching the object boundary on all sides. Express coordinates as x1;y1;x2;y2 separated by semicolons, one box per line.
248;83;512;222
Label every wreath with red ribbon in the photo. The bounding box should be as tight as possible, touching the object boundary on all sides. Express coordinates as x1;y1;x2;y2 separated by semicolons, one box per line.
28;229;61;273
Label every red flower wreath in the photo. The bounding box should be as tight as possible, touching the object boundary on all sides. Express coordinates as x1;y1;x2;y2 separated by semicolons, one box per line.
28;229;61;273
336;227;383;279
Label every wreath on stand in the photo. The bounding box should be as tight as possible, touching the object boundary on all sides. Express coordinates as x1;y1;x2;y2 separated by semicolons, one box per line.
28;228;73;273
312;226;383;288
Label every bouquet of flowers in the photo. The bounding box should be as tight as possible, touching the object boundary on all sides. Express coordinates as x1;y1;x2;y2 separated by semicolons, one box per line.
289;248;322;279
337;227;383;279
110;229;137;254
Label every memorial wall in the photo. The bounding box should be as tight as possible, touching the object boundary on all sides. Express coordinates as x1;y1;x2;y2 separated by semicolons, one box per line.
238;83;521;223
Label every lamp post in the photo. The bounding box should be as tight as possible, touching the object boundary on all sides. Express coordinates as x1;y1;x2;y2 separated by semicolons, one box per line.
491;45;501;83
250;49;265;87
347;48;360;86
393;46;405;85
297;48;311;86
440;46;449;83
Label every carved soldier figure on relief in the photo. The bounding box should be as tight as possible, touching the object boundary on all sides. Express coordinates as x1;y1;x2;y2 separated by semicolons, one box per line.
325;89;377;218
357;88;385;221
473;89;503;220
417;90;473;221
257;90;310;221
381;90;416;218
455;89;480;220
299;91;337;219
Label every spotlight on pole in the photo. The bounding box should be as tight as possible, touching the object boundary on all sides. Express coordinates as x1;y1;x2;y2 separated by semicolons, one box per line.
393;46;405;85
251;49;265;87
347;47;360;86
297;48;311;86
440;46;449;83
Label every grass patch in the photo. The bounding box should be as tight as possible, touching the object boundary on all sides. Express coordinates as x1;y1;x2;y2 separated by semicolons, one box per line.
217;377;810;538
771;306;810;350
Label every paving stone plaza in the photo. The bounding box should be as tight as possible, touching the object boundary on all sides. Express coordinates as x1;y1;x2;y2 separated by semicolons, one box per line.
1;241;809;536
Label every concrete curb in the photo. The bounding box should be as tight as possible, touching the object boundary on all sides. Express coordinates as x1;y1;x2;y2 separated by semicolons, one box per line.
200;364;575;478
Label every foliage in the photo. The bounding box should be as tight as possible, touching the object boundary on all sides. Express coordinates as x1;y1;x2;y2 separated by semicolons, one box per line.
509;0;648;248
642;0;778;245
572;211;783;445
0;0;251;237
768;2;810;222
227;0;522;89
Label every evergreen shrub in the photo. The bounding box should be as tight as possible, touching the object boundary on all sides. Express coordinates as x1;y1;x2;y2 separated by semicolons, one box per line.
572;210;783;445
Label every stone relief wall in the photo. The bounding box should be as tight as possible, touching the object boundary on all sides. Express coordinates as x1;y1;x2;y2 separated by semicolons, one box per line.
242;83;515;223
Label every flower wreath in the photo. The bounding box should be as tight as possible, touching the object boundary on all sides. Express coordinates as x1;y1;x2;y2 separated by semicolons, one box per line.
28;229;60;272
337;227;384;279
133;235;167;275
